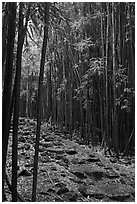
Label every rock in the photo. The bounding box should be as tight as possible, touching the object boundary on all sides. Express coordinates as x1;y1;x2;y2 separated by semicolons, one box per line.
18;169;31;177
68;192;78;201
44;137;52;142
104;166;112;170
79;141;84;145
87;189;104;199
55;182;66;188
90;193;104;199
75;172;87;179
46;148;65;154
82;165;104;178
43;142;54;148
55;155;62;160
61;173;66;177
88;153;96;158
39;146;46;152
107;193;130;201
91;171;104;180
105;169;119;179
78;158;86;164
50;166;57;171
57;187;69;195
110;158;118;163
78;184;88;197
70;165;88;179
65;149;77;155
63;191;78;202
100;183;134;201
71;169;87;179
47;188;56;193
97;162;104;167
86;157;100;163
62;156;69;164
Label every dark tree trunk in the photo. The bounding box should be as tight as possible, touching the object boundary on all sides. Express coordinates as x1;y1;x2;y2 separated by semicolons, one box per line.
12;3;30;201
32;3;50;201
2;3;16;201
112;2;119;155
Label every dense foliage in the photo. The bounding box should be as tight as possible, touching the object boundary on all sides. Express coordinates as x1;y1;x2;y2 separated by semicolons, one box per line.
3;2;135;152
2;2;135;201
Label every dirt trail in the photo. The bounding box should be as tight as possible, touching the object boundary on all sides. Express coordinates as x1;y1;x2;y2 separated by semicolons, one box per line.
6;118;135;202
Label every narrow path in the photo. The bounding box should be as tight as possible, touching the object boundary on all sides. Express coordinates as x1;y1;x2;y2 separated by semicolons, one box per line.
6;118;135;202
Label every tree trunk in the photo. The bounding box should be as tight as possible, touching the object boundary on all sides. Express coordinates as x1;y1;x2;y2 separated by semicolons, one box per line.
105;2;109;148
2;3;9;84
112;2;118;155
32;3;50;201
12;3;30;201
2;3;16;201
129;3;135;88
100;3;105;146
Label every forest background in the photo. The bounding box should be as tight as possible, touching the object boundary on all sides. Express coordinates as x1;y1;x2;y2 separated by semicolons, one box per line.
2;1;135;201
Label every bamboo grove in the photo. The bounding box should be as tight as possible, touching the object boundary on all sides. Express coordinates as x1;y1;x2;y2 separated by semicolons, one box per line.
20;2;134;153
2;2;135;200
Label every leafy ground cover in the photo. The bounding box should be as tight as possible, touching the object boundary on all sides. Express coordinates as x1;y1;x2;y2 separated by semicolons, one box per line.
5;117;135;202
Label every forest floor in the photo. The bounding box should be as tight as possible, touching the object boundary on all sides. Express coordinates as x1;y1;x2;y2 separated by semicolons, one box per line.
5;117;135;202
